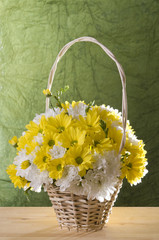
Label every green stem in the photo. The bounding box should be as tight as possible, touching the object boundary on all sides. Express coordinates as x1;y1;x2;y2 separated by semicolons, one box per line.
0;179;11;183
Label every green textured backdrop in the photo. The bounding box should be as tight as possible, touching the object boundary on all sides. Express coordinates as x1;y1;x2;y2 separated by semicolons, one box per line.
0;0;159;206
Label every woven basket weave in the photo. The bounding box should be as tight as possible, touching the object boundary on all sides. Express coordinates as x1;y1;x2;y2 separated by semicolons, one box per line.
47;180;122;231
45;36;127;231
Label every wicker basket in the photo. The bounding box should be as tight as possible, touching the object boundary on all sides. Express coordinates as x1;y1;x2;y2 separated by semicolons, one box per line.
47;180;122;231
45;37;127;231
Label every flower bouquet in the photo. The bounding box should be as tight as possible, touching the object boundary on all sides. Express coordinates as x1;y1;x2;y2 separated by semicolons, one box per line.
7;37;148;231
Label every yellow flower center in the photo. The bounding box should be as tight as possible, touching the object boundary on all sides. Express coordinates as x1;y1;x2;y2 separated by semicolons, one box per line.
127;163;132;169
56;164;62;171
39;129;43;134
75;157;83;165
48;139;55;147
58;126;65;133
43;156;47;163
71;140;78;146
21;160;31;169
94;140;100;146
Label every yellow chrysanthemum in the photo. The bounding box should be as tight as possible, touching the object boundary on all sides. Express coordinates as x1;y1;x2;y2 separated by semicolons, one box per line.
43;132;59;148
86;132;113;154
9;136;18;147
17;116;48;153
26;140;39;155
95;107;120;127
17;131;34;152
125;140;147;158
66;146;94;175
6;164;28;189
108;126;123;151
59;127;86;148
77;108;100;133
47;158;65;180
120;154;147;185
33;147;51;171
43;89;52;97
46;112;72;134
26;115;47;136
95;107;109;121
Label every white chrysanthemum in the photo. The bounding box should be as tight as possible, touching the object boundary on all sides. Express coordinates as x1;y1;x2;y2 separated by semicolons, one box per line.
49;145;66;159
14;147;40;179
14;149;34;178
56;166;79;191
26;164;53;192
67;102;87;119
93;150;121;176
82;150;121;201
14;149;30;164
82;169;117;202
67;176;85;196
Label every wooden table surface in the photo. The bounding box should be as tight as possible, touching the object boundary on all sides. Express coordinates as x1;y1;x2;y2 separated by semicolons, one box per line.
0;207;158;240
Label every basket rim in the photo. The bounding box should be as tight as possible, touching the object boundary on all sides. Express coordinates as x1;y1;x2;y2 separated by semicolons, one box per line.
46;178;123;202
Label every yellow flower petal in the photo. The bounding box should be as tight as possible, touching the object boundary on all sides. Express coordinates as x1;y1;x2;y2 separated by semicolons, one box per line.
9;136;18;147
43;89;52;97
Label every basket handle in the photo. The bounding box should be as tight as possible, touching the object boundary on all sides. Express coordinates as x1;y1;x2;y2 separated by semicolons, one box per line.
46;36;127;154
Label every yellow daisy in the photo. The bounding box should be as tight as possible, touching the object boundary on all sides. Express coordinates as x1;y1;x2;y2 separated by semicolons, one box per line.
108;126;123;151
43;132;59;148
77;108;100;133
17;131;33;152
59;127;86;148
86;132;113;154
46;112;72;133
120;154;147;185
66;146;94;174
47;158;65;180
125;140;147;158
33;147;51;171
6;164;28;189
95;107;119;127
26;115;47;136
26;140;39;155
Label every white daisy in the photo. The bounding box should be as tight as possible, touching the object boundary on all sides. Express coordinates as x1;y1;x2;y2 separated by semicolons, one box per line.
26;164;53;192
49;145;66;159
67;102;87;119
55;165;79;191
